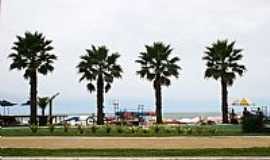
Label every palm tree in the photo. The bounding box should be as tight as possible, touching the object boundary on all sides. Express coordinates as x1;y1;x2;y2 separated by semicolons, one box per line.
38;97;49;117
77;45;123;125
9;31;57;125
203;39;246;123
136;42;181;124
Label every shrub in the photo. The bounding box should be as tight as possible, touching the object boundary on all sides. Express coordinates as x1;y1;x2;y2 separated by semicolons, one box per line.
165;127;171;134
153;125;160;134
242;114;264;133
30;125;38;133
142;128;148;134
116;126;123;134
130;127;136;134
105;125;111;134
77;125;84;134
194;126;203;135
208;128;218;135
176;126;184;134
91;125;97;134
64;123;69;132
49;124;55;133
185;127;192;135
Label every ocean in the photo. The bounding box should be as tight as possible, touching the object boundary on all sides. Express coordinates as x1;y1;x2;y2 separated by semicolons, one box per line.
163;112;221;119
68;112;222;119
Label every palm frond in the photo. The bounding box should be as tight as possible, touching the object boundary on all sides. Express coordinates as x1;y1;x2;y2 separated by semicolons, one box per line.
136;42;181;86
87;82;96;93
9;31;56;78
77;44;122;94
203;39;246;85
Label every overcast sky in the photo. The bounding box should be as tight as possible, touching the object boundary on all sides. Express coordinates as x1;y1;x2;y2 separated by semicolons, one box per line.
0;0;270;114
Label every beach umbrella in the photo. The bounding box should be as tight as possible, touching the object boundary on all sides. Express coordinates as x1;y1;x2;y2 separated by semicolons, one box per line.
231;98;255;106
240;98;254;106
21;100;30;106
0;100;17;115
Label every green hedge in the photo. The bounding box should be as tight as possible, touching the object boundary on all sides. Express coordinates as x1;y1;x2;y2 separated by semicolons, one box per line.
1;124;246;136
241;113;265;133
2;148;270;156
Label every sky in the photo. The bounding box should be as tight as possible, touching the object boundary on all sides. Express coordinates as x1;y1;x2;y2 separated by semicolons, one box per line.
0;0;270;115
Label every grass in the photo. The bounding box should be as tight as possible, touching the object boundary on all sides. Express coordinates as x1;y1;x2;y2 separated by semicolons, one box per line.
1;148;270;156
1;124;269;137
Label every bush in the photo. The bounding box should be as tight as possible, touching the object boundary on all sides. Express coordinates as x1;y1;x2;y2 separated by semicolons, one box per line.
30;125;38;133
64;123;69;132
130;127;136;134
142;128;148;134
185;127;192;135
91;125;97;134
49;124;55;133
105;125;111;134
194;126;203;135
176;126;184;134
242;114;264;133
165;127;172;134
208;128;218;135
77;125;84;134
116;126;123;134
151;125;161;134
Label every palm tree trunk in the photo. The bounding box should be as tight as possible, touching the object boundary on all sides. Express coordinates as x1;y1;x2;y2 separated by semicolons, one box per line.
221;79;229;123
30;70;37;125
154;78;162;124
96;74;104;125
42;108;45;117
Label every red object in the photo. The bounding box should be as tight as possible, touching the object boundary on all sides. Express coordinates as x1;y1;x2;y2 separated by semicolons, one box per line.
145;112;156;116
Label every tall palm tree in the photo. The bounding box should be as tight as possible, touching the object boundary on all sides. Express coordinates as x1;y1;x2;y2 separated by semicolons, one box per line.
38;97;49;117
203;40;246;123
77;45;123;125
9;31;57;125
136;42;181;124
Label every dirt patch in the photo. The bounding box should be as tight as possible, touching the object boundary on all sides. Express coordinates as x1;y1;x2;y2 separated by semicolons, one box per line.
2;137;270;149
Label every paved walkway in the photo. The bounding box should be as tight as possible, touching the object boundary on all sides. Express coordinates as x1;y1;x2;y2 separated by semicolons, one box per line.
2;136;270;149
2;157;270;160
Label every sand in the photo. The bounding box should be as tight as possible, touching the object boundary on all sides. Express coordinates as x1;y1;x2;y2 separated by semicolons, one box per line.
2;136;270;149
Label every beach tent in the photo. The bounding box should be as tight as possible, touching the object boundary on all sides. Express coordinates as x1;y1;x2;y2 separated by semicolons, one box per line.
0;100;17;115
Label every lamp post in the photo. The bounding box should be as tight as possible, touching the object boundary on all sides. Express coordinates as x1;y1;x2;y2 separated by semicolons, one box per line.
49;92;60;125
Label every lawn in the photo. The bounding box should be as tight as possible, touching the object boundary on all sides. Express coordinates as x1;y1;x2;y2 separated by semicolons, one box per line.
1;124;269;136
1;148;270;156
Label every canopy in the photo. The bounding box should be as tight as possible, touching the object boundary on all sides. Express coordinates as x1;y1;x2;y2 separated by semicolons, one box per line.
21;100;30;106
231;98;255;106
0;99;17;115
0;100;17;107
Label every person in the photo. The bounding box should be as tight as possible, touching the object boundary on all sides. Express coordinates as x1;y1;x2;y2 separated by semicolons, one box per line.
256;107;263;117
243;107;250;117
230;108;238;124
256;107;264;130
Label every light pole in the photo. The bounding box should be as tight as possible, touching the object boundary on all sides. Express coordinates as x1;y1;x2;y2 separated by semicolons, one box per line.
49;92;60;125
